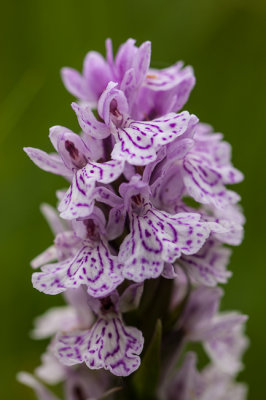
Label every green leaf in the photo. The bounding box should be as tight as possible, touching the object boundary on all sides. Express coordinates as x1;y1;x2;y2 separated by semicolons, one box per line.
132;319;162;400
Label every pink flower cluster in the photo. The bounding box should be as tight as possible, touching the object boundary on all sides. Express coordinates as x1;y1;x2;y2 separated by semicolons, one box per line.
19;39;248;400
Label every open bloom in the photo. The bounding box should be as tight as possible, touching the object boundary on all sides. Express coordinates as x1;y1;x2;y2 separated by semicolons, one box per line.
25;127;124;219
178;287;249;375
55;290;144;377
165;352;247;400
117;177;214;282
32;214;124;298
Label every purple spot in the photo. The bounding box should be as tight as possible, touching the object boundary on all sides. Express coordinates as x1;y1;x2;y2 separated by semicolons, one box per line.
145;229;151;238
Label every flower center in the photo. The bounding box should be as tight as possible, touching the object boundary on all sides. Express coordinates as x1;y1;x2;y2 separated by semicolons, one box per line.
110;99;124;127
72;384;87;400
84;219;100;241
100;296;115;314
65;140;87;169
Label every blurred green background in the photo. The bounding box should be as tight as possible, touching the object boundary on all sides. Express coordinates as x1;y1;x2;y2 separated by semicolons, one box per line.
0;0;265;398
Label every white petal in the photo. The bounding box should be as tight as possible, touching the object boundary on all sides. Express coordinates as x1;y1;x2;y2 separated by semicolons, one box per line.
112;112;196;166
32;240;123;298
56;315;144;377
120;203;211;282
